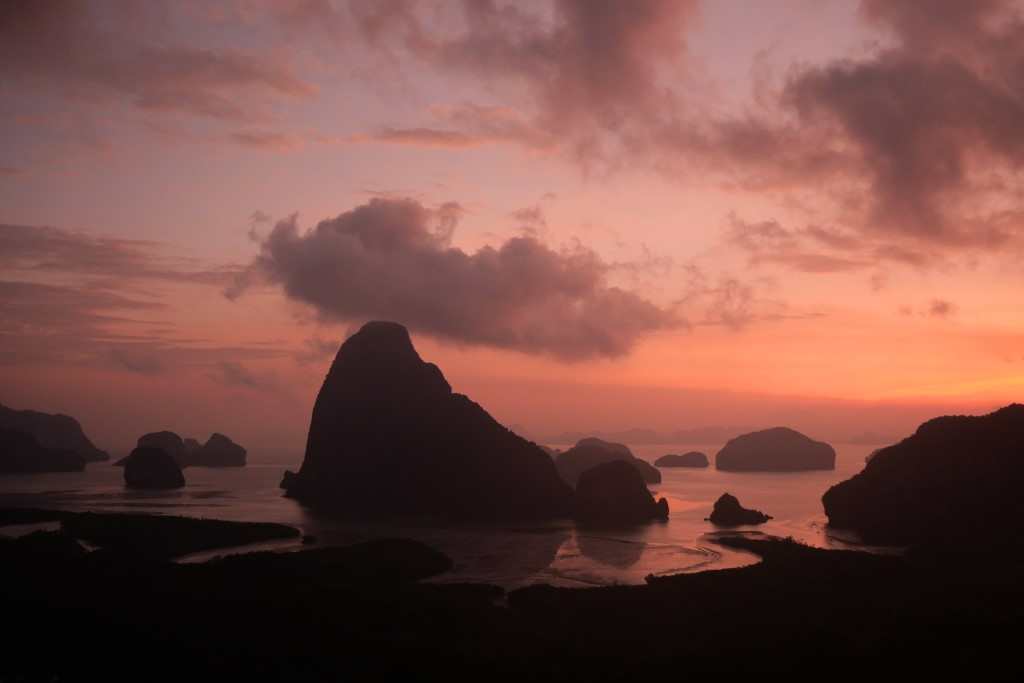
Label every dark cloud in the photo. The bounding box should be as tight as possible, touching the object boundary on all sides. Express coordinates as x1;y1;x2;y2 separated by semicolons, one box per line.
331;0;1024;262
329;0;694;163
779;0;1024;246
230;197;680;359
0;1;313;122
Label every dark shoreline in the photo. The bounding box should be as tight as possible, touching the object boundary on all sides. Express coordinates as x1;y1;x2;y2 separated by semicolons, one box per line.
3;508;1023;678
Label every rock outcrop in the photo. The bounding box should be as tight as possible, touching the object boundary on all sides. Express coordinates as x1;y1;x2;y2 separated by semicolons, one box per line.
189;433;246;467
706;493;771;526
823;404;1024;546
0;428;86;473
0;403;108;462
573;460;669;526
122;447;185;489
715;427;835;471
556;437;661;486
655;451;709;468
281;321;572;519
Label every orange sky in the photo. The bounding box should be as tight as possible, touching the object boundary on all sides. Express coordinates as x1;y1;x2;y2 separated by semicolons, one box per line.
2;1;1022;456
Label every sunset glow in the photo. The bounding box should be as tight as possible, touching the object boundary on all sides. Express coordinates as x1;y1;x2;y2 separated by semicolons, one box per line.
3;0;1023;454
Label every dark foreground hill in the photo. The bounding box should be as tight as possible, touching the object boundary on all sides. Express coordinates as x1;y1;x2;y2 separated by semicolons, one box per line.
824;403;1024;547
282;322;571;520
2;509;1023;678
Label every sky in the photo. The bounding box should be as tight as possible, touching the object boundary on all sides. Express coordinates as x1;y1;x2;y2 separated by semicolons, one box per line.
2;0;1023;456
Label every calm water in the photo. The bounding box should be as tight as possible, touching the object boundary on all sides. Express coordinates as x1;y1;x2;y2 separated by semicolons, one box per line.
0;443;882;587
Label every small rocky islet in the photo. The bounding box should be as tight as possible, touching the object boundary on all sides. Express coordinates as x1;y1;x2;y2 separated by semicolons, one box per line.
706;493;772;526
655;451;709;468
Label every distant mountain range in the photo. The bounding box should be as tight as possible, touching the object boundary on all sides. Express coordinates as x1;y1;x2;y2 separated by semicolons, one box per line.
535;426;902;447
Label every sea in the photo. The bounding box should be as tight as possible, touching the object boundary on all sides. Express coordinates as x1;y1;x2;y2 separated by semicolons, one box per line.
0;443;888;588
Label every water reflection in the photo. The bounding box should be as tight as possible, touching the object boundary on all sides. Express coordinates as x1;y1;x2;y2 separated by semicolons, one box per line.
0;444;889;586
576;532;645;568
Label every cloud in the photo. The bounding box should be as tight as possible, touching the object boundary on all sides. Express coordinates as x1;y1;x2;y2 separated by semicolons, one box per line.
357;127;483;149
0;1;314;122
229;197;680;359
334;1;695;163
778;0;1024;247
330;0;1024;262
229;130;304;151
671;264;816;331
214;361;279;391
294;336;339;365
927;299;957;318
0;224;280;372
725;217;869;274
0;223;240;286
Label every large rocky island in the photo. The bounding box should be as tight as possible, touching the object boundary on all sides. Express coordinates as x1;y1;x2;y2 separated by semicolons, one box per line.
122;447;186;489
823;404;1024;546
715;427;835;471
0;403;108;462
555;437;661;485
280;321;572;519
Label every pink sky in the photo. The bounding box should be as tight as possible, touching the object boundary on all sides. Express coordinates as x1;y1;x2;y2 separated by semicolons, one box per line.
2;1;1022;457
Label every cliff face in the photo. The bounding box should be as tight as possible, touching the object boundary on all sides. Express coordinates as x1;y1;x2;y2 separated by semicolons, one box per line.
0;404;108;462
715;427;835;471
823;404;1024;546
282;321;572;520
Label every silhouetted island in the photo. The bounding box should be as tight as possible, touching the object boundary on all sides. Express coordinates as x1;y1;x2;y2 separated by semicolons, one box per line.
190;433;247;467
715;427;835;471
122;446;185;489
573;460;669;526
116;431;247;467
655;451;709;468
555;437;661;486
706;493;772;526
0;428;86;473
0;403;108;462
281;321;572;519
823;403;1024;547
